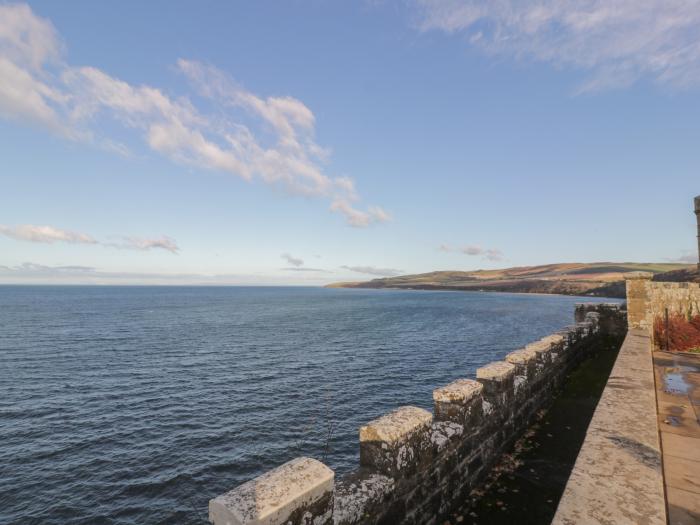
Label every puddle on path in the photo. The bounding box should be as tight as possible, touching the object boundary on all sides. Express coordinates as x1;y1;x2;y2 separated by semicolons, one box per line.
663;366;693;395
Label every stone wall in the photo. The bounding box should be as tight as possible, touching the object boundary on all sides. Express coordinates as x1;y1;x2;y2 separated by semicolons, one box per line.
625;272;700;334
208;303;626;525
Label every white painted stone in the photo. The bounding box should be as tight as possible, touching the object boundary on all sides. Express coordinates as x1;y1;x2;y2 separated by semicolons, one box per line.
359;406;432;444
433;379;483;403
476;361;515;381
208;457;333;525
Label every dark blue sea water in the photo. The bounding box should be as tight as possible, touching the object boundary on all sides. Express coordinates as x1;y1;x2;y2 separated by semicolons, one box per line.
0;286;620;524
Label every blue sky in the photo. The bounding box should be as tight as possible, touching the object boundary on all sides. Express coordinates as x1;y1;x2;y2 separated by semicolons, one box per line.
1;1;699;284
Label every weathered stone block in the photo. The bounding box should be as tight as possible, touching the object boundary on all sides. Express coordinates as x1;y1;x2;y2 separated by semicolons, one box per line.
433;379;483;428
625;272;652;329
429;421;465;453
333;472;395;525
505;348;537;397
476;361;515;412
526;338;553;362
556;326;577;348
359;406;432;478
576;320;594;337
541;334;566;360
208;457;334;525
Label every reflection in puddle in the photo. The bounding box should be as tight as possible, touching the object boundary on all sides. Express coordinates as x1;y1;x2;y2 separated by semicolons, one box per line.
663;415;681;427
663;366;692;395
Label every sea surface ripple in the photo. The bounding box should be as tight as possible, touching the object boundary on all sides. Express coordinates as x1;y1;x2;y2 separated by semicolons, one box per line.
0;286;619;524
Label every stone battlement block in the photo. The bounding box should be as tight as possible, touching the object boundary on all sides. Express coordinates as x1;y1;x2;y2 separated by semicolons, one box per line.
209;457;334;525
433;379;483;426
525;339;553;365
360;406;432;444
476;361;515;383
576;320;594;337
333;473;395;525
360;406;432;477
557;326;579;346
433;378;483;404
505;348;538;366
476;361;516;406
505;348;538;379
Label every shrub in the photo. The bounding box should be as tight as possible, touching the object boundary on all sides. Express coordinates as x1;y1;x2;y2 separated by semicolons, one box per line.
653;312;700;352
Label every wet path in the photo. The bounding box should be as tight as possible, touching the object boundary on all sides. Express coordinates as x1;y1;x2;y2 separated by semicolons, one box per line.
654;351;700;524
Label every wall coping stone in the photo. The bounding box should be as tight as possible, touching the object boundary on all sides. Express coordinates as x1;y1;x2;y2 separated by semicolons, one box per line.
208;457;333;525
553;330;665;525
476;361;515;381
359;406;432;444
433;378;483;404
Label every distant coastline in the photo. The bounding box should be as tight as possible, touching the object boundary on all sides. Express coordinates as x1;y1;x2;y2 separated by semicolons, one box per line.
326;262;698;299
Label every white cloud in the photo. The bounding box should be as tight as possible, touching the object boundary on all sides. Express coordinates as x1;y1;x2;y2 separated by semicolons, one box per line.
107;236;180;254
0;3;389;226
0;224;97;244
281;253;304;267
484;248;504;261
282;267;331;273
340;265;403;277
461;245;482;256
413;0;700;91
439;243;505;261
666;251;698;264
0;3;61;68
330;199;391;227
0;223;179;253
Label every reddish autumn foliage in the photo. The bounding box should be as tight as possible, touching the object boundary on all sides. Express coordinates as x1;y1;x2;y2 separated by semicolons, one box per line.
654;313;700;352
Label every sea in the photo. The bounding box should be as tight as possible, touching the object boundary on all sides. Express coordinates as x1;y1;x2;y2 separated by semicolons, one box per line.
0;286;621;524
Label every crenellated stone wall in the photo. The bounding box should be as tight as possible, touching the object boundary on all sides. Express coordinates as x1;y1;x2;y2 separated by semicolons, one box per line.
625;272;700;336
208;303;626;525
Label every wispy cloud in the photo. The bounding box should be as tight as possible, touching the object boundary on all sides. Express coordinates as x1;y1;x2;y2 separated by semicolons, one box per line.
105;236;180;254
340;265;403;277
281;267;331;273
0;224;97;244
0;3;389;226
0;223;179;253
281;253;304;267
666;251;698;264
439;243;504;261
279;252;331;272
483;248;504;262
462;245;482;256
412;0;700;92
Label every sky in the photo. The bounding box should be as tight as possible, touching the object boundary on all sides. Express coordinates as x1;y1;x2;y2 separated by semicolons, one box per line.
1;0;699;285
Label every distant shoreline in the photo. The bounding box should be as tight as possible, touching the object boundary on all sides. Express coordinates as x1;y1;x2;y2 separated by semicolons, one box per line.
325;262;697;299
326;283;626;299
